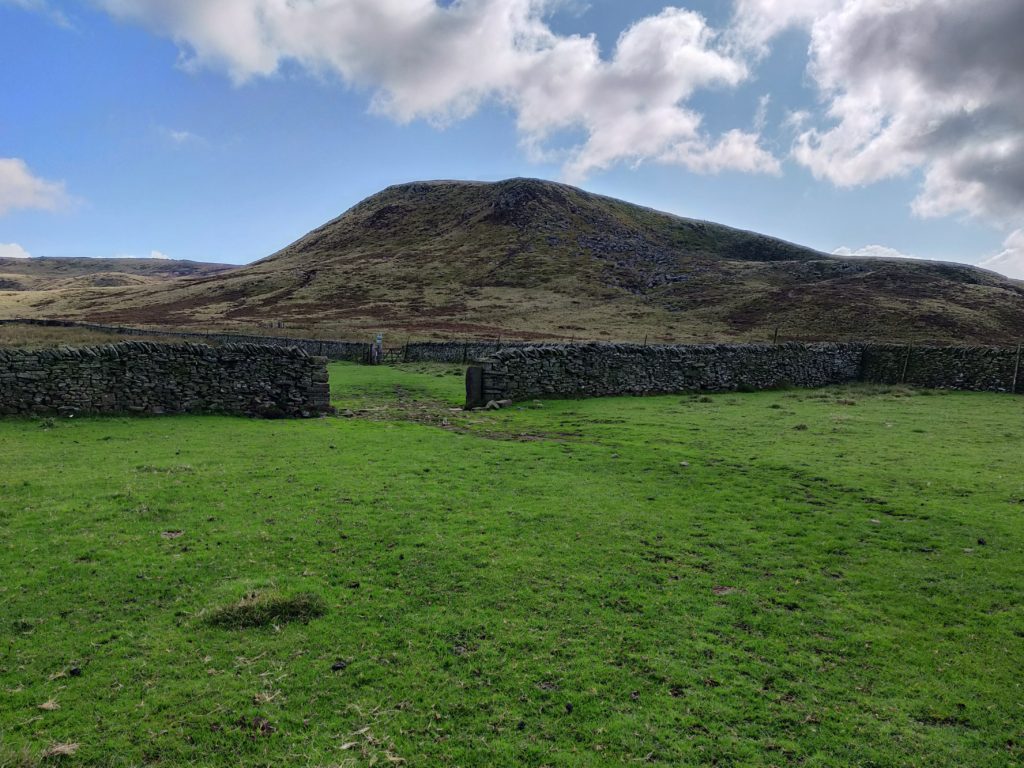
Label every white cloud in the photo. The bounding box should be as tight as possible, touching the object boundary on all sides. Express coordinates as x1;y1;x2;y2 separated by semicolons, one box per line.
0;158;69;216
0;242;32;259
1;0;72;27
833;244;920;261
978;229;1024;280
93;0;779;181
161;127;203;145
753;94;771;132
519;8;780;180
834;236;1024;281
114;250;173;260
733;0;1024;226
730;0;839;55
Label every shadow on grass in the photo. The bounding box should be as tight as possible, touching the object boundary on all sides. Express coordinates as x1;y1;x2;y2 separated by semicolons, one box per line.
202;591;327;629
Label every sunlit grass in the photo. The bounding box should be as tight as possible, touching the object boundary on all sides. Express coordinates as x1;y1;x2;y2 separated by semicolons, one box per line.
1;363;1021;766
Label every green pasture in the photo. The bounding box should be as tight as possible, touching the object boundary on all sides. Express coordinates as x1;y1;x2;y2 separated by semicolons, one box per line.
1;363;1022;766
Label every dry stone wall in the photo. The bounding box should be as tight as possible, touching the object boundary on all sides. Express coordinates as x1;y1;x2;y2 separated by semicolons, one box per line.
0;341;332;418
470;343;864;404
469;342;1024;405
862;344;1022;392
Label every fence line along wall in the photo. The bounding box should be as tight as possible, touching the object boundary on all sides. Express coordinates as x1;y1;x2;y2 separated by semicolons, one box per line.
0;341;332;418
1;319;573;364
468;343;864;406
403;340;559;363
0;319;371;362
1;319;558;364
861;344;1022;392
468;342;1024;406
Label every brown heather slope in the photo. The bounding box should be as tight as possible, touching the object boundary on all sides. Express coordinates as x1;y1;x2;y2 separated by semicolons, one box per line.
3;178;1023;343
0;256;237;291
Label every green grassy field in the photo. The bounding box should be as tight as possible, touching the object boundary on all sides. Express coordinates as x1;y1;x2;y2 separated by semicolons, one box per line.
1;364;1022;767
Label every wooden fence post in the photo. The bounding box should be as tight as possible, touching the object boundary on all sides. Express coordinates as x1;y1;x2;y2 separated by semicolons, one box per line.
1012;342;1022;394
900;345;912;384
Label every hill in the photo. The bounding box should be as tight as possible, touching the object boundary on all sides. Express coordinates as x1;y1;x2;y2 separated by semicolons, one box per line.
0;256;236;292
2;179;1022;343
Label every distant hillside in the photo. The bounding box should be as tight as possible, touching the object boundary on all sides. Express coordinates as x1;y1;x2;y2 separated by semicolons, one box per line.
0;257;237;292
2;179;1022;344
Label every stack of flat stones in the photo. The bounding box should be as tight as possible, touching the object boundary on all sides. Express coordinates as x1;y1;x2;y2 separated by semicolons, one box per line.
471;341;1023;404
0;341;333;418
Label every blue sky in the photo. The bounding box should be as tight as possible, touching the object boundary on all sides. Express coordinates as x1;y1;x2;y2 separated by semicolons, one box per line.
1;0;1022;278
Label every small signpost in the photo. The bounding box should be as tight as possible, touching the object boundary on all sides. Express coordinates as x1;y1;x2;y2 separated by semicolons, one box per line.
1012;342;1022;394
371;333;384;365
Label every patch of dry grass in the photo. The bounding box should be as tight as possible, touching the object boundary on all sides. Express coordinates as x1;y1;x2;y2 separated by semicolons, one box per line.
40;744;79;760
0;324;180;349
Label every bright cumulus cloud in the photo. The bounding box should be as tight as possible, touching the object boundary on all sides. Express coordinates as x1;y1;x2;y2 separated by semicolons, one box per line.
94;0;779;182
0;157;68;216
0;242;32;259
89;0;1024;227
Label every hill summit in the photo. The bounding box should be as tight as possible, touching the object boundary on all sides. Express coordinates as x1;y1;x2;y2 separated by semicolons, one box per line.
6;178;1024;343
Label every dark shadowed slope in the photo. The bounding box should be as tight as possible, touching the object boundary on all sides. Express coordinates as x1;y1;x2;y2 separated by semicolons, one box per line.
3;179;1022;343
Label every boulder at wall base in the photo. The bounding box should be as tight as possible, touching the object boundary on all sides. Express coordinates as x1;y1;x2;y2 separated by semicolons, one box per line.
484;399;515;410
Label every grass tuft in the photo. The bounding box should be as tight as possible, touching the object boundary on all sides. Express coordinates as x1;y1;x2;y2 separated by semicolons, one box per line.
202;590;326;629
0;745;39;768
